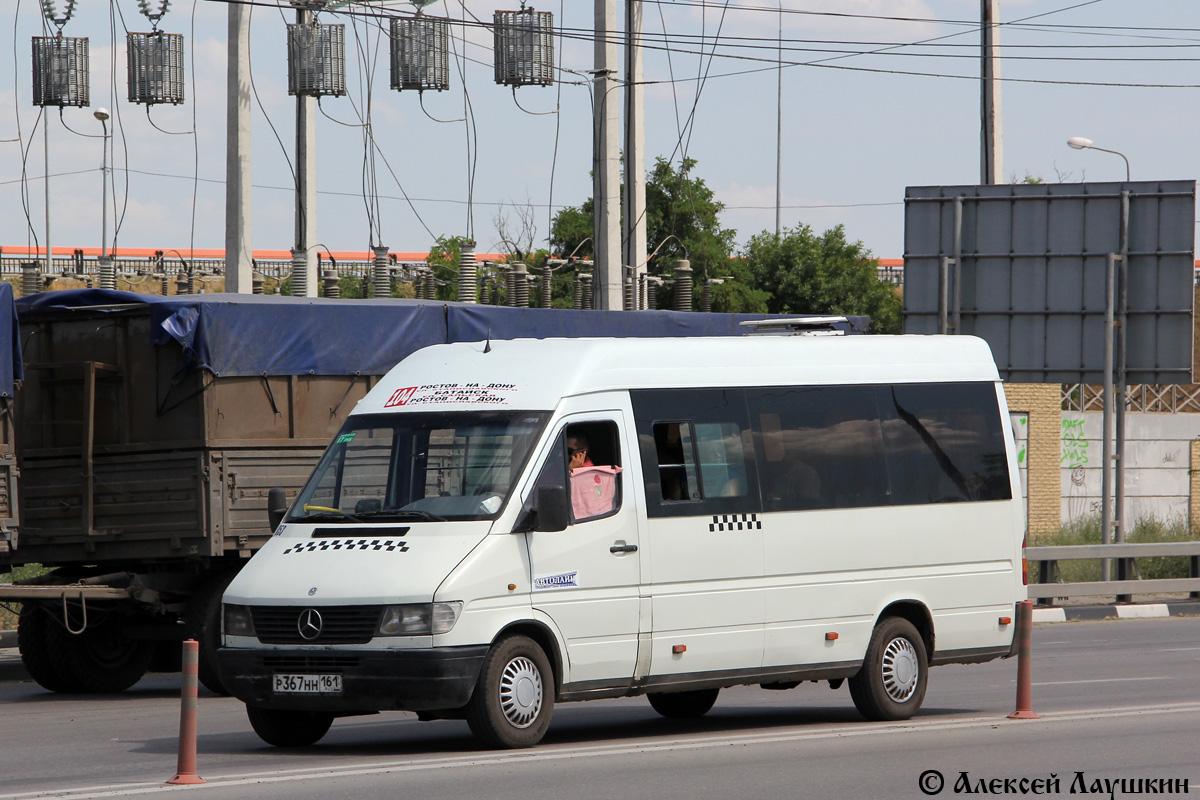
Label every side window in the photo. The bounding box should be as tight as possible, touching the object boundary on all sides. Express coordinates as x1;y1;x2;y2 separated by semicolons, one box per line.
633;388;760;518
653;421;698;501
748;386;889;512
565;421;623;523
879;383;1013;505
695;422;749;499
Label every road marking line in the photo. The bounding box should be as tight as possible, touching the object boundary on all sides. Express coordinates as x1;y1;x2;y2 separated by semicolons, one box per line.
6;702;1200;800
1034;677;1170;686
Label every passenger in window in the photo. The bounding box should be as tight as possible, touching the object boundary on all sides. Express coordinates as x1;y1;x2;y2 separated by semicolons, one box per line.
567;428;621;519
567;434;594;469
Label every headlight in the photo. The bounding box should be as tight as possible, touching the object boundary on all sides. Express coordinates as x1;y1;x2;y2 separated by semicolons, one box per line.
223;604;255;637
377;602;463;636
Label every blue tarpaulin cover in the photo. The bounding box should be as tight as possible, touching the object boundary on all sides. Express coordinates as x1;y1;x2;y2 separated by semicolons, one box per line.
15;290;866;378
0;283;23;397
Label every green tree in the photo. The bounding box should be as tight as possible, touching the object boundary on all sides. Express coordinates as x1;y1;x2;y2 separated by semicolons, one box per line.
550;156;767;312
744;224;901;333
426;235;473;301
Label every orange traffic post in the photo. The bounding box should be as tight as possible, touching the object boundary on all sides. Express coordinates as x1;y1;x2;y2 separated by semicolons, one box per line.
1008;599;1039;720
167;639;206;785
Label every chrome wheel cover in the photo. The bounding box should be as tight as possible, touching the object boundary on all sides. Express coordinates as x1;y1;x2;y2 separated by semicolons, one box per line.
881;636;919;703
499;655;543;728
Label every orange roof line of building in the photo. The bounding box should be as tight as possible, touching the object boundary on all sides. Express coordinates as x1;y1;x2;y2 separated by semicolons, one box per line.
0;246;511;261
6;249;1200;270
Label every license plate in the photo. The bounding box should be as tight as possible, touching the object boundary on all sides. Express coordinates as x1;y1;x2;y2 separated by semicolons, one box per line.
272;673;342;694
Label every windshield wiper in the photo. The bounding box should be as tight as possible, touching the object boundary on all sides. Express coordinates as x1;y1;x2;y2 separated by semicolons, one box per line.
355;509;448;522
291;509;363;523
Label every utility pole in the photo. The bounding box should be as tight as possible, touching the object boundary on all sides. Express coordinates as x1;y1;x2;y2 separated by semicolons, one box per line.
292;5;318;297
593;0;621;310
775;2;783;237
623;0;646;309
981;0;1003;184
225;2;253;292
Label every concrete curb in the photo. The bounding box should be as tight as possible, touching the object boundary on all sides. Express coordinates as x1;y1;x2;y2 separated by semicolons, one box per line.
1033;601;1200;624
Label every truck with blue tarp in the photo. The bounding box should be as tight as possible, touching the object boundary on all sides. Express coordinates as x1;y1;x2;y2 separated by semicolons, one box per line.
0;289;864;694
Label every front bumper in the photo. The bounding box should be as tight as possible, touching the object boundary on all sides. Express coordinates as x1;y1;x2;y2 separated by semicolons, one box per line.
216;645;489;712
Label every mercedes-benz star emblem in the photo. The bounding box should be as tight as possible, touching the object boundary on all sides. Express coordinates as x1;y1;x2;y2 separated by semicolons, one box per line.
297;608;323;640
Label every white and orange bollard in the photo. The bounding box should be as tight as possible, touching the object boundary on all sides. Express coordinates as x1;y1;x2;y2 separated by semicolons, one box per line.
166;639;206;785
1007;599;1039;720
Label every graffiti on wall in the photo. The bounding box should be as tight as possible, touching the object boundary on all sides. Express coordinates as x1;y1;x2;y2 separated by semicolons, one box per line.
1061;417;1094;522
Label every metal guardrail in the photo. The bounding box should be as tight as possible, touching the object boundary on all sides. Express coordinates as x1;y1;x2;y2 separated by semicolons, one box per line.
1027;541;1200;601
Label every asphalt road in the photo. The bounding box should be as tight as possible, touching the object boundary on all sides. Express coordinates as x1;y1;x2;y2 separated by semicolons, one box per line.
1;617;1197;800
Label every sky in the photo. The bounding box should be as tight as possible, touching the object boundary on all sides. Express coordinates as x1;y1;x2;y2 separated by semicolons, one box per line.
2;0;1199;265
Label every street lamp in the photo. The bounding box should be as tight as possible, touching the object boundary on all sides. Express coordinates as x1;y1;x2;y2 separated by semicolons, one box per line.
93;108;114;290
1066;136;1131;182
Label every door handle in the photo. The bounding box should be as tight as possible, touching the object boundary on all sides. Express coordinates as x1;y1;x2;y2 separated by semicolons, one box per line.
610;543;638;554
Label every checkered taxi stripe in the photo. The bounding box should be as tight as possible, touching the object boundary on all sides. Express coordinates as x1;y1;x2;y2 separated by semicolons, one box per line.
710;514;762;532
281;539;409;555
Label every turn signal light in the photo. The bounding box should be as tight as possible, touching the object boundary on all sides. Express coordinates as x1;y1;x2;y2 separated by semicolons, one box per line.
999;616;1012;625
825;632;839;641
672;644;687;654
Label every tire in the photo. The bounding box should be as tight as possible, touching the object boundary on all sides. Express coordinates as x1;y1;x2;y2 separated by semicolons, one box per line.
17;603;73;692
848;616;928;721
465;635;555;749
184;569;239;695
246;705;334;748
54;607;154;693
647;688;720;719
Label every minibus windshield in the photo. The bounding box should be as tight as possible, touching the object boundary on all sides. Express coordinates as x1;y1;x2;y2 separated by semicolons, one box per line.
288;411;549;523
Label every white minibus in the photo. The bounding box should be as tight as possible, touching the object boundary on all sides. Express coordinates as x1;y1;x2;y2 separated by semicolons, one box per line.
218;334;1026;748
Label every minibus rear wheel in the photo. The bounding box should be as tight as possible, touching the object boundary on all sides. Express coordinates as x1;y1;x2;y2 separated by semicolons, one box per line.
465;635;555;748
246;705;334;747
647;688;720;719
848;616;928;721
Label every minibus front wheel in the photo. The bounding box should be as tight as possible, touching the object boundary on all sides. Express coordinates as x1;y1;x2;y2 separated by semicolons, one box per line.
465;635;555;748
246;705;334;747
848;616;928;721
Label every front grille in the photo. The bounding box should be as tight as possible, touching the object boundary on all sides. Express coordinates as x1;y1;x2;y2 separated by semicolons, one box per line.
260;655;364;671
250;605;382;645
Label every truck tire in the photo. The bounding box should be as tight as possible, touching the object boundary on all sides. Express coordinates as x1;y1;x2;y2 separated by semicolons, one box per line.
647;688;720;719
465;635;555;749
848;616;928;721
246;705;334;747
17;603;73;692
53;608;154;693
184;569;239;695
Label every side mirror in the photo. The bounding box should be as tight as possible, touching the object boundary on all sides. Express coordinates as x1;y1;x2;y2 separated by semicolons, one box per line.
533;484;569;533
267;487;288;532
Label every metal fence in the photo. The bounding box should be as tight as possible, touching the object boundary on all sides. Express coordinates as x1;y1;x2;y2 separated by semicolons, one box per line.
1028;541;1200;602
1061;383;1200;413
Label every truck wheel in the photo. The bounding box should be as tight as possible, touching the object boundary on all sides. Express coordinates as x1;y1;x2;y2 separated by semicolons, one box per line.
848;616;928;721
184;569;239;695
246;705;333;747
465;635;554;749
17;603;72;692
55;609;154;693
647;688;720;719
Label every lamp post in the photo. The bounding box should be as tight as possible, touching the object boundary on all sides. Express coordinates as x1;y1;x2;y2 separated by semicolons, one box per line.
1066;136;1131;182
1066;135;1132;586
93;108;115;290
